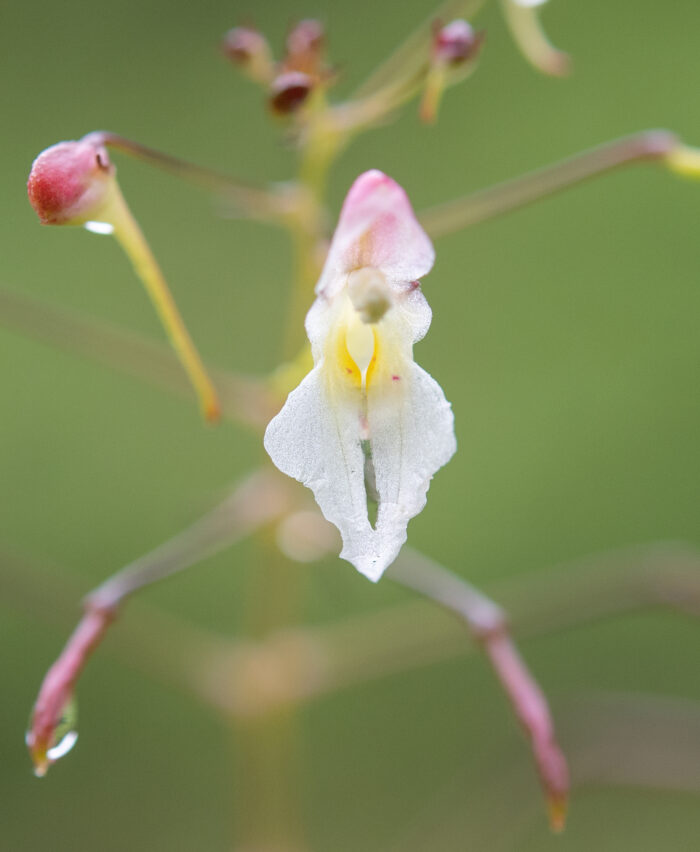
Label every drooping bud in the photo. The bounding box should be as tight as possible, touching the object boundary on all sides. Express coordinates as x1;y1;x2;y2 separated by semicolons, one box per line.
269;71;314;115
27;133;221;423
433;19;480;66
222;26;274;84
27;139;116;226
285;19;325;75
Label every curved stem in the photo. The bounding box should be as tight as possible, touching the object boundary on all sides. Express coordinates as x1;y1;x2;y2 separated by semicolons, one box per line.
386;549;569;831
25;470;292;776
86;132;287;222
0;288;275;430
419;130;680;238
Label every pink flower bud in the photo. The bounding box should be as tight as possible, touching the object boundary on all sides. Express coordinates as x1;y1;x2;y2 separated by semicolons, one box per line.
27;140;114;225
222;26;272;79
269;71;313;115
286;19;325;67
433;19;481;65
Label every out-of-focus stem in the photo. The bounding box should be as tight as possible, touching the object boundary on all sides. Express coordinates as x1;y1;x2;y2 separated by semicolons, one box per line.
105;183;221;422
419;130;681;238
14;541;700;775
0;288;275;430
232;711;308;852
86;132;287;223
281;108;335;357
25;470;292;776
88;471;291;609
500;0;570;76
386;549;569;832
351;0;487;101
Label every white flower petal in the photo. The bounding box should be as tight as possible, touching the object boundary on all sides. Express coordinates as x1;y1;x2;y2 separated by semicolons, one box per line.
264;367;375;576
367;363;456;580
264;326;456;581
264;169;456;582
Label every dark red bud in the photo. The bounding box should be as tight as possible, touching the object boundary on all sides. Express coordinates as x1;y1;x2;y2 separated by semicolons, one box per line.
269;71;313;115
27;139;114;225
434;20;481;65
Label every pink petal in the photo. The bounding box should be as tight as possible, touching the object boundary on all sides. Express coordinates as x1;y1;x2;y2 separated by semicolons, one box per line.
316;170;434;298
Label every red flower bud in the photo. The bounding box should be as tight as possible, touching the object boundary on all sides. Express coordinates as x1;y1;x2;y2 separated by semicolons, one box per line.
433;20;481;66
269;71;313;115
27;140;114;225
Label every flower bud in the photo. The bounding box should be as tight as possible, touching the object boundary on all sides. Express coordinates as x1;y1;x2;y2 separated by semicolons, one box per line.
285;19;325;74
27;140;115;226
433;20;481;66
222;26;274;83
269;71;313;115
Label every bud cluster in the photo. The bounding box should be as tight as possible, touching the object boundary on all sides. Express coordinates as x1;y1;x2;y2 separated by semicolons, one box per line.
223;19;334;116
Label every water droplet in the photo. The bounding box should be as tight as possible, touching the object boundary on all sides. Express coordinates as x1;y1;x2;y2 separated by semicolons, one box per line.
83;220;114;235
47;728;79;761
26;695;78;776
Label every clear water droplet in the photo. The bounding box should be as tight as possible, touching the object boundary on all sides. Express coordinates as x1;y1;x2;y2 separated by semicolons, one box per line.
83;220;114;235
26;695;78;776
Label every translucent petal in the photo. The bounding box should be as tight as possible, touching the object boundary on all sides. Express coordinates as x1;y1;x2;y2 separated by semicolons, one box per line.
316;170;435;299
367;362;456;580
264;315;456;581
264;367;375;574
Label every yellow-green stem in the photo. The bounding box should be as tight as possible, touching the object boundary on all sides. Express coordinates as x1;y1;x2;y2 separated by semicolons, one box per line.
105;184;221;422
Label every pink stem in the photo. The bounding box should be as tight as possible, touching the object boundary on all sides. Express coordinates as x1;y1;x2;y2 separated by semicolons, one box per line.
484;632;569;831
27;604;115;775
388;548;569;831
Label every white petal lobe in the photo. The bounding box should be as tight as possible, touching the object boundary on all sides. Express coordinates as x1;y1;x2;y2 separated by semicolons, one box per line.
367;364;457;579
264;368;376;578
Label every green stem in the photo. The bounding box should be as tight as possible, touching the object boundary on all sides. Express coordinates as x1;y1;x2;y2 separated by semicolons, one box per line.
419;130;680;238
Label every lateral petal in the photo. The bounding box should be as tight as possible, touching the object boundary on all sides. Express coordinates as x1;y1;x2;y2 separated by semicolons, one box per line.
263;367;377;577
366;362;457;580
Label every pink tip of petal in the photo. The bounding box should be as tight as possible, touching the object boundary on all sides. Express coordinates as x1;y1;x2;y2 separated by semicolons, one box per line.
314;169;434;299
344;169;399;206
27;139;114;225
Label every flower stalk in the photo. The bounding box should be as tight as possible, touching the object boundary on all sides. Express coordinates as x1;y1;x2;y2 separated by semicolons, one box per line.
25;470;292;776
387;549;569;831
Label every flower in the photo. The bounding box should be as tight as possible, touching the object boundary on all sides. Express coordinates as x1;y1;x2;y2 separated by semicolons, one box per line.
264;170;456;581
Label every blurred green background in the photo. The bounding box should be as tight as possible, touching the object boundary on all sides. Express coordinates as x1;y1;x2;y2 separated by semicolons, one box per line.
2;0;700;849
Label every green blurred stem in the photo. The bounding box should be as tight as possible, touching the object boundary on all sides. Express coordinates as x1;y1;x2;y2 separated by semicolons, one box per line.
350;0;487;101
419;130;680;238
499;0;570;77
281;108;339;358
24;471;291;775
0;288;276;430
87;471;291;611
11;543;700;720
85;132;287;223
